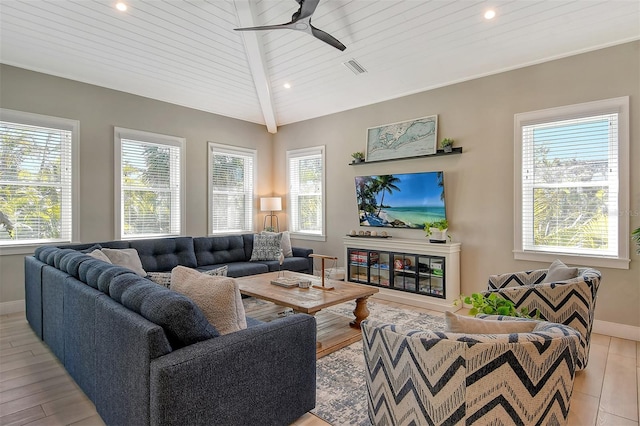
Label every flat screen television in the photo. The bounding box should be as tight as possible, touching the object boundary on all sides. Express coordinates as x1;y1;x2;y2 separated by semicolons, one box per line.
354;171;446;229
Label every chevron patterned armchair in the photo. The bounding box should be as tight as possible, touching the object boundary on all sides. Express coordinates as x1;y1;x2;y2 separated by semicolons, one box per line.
486;267;601;370
362;319;581;426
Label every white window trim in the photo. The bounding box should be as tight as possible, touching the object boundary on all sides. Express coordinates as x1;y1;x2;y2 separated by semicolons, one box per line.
114;127;185;240
513;97;630;269
286;145;326;242
0;109;79;255
207;142;257;235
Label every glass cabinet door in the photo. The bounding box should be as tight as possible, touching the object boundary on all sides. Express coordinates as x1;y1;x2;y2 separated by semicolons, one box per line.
392;254;417;292
417;256;445;297
348;249;368;283
369;251;390;287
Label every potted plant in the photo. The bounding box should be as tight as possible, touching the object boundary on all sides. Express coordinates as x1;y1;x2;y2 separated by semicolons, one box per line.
633;227;640;254
441;138;454;153
351;152;365;163
424;219;449;243
458;293;536;318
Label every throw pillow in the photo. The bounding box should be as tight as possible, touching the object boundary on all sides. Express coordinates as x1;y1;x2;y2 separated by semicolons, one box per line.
203;265;228;277
543;259;579;283
146;271;172;288
445;311;537;334
101;248;147;277
262;231;293;257
171;266;247;335
88;249;112;264
250;233;283;261
80;243;103;254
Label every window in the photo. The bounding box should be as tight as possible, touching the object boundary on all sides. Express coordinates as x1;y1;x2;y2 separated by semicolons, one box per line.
0;109;79;247
115;128;184;239
514;97;630;269
287;146;325;240
208;143;256;234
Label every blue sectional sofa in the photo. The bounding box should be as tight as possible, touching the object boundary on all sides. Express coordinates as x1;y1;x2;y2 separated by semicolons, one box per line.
24;234;316;426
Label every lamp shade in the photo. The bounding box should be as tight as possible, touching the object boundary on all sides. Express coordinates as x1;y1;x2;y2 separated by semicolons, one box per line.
260;197;282;212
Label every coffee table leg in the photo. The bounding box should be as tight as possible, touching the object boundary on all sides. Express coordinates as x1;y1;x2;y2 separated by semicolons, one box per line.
350;296;371;329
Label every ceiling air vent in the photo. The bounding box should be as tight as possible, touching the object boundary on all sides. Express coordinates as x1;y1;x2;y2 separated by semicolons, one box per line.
343;59;367;75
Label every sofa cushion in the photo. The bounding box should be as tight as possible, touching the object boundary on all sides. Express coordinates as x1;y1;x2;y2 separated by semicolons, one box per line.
60;252;95;278
120;280;219;348
53;249;77;269
543;259;579;283
250;233;282;261
194;235;247;267
35;246;57;263
260;257;312;273
109;273;146;303
171;266;247;335
130;237;197;272
88;249;112;264
102;248;147;277
445;311;537;334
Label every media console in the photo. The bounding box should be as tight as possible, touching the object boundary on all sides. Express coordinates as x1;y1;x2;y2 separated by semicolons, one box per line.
343;236;461;312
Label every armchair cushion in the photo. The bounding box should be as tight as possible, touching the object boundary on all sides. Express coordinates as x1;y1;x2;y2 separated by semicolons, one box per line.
444;311;537;334
543;259;578;283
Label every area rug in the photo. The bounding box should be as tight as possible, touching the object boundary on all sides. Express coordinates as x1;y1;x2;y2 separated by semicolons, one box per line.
313;301;446;426
242;297;446;425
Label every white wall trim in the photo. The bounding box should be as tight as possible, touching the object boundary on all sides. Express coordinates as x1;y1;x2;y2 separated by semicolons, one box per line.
0;299;25;315
593;319;640;342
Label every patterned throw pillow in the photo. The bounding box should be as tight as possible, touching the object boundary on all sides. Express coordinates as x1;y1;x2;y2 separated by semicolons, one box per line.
250;233;283;261
204;265;228;276
261;231;293;257
147;271;172;288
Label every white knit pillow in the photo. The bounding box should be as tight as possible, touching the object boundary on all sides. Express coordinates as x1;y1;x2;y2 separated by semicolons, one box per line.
445;311;537;334
170;266;247;335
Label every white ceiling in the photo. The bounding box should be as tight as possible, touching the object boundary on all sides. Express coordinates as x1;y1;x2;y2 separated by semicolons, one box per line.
1;1;639;133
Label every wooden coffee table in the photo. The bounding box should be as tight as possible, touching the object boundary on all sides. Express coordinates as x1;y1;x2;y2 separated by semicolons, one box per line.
236;271;379;357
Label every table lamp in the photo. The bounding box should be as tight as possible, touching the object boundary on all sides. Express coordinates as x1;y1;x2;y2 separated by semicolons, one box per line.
260;197;282;232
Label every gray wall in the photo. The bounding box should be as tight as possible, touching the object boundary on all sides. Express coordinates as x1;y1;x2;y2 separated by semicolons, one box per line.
0;64;273;303
273;42;640;327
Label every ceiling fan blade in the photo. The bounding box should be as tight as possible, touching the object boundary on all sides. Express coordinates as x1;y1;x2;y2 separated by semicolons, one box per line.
310;25;346;51
235;22;295;32
297;0;320;20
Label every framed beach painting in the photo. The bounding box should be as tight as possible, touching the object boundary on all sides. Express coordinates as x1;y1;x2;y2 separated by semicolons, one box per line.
366;115;438;162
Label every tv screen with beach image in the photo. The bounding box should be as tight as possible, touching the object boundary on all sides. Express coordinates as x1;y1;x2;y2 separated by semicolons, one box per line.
355;171;446;229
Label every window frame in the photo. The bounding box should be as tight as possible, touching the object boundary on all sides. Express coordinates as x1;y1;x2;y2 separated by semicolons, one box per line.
207;142;257;235
286;145;326;242
0;108;79;254
513;97;630;269
114;127;185;240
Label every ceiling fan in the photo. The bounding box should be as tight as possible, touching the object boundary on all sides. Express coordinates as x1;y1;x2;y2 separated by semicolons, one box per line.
234;0;346;51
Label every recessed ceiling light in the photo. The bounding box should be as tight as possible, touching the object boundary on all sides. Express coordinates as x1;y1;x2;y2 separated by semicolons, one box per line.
283;82;291;89
116;2;127;12
484;9;496;20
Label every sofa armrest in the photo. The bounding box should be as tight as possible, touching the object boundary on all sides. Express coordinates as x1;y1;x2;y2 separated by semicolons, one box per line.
292;247;313;274
150;314;316;426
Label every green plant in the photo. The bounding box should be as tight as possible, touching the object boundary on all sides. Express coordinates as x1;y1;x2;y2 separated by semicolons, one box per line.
423;219;448;234
441;138;454;148
457;292;535;318
633;227;640;254
351;151;365;160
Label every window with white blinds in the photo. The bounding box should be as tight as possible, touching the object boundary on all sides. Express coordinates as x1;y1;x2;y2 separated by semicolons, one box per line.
287;146;325;240
208;143;256;234
514;97;630;269
115;128;184;239
0;109;78;246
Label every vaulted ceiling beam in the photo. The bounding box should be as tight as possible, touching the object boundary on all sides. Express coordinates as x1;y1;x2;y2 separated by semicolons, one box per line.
233;0;278;134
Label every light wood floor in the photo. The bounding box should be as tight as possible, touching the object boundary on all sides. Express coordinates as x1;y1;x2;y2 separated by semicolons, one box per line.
1;300;638;426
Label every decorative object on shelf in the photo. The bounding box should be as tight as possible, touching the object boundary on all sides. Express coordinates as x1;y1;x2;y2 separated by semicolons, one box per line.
366;115;438;162
441;138;454;153
345;234;391;238
424;219;449;243
633;227;640;254
456;293;536;318
349;147;462;165
349;229;357;236
260;197;282;232
351;151;365;163
309;254;338;291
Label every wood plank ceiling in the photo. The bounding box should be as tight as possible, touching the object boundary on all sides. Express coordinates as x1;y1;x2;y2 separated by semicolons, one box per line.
1;0;639;133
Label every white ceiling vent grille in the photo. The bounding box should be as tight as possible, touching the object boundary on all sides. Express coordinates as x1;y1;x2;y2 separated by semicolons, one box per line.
343;59;367;75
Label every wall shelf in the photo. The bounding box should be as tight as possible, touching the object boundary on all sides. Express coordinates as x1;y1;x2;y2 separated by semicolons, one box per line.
348;147;462;166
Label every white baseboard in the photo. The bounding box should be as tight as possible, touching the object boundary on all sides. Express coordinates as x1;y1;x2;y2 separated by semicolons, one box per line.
593;319;640;342
0;299;25;315
372;289;461;313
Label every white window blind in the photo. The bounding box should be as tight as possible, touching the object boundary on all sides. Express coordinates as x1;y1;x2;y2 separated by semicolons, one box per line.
208;143;256;234
515;97;630;268
0;109;78;245
287;146;325;238
115;128;184;239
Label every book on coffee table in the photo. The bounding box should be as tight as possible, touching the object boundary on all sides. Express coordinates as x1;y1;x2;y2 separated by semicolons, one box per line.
270;277;300;288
